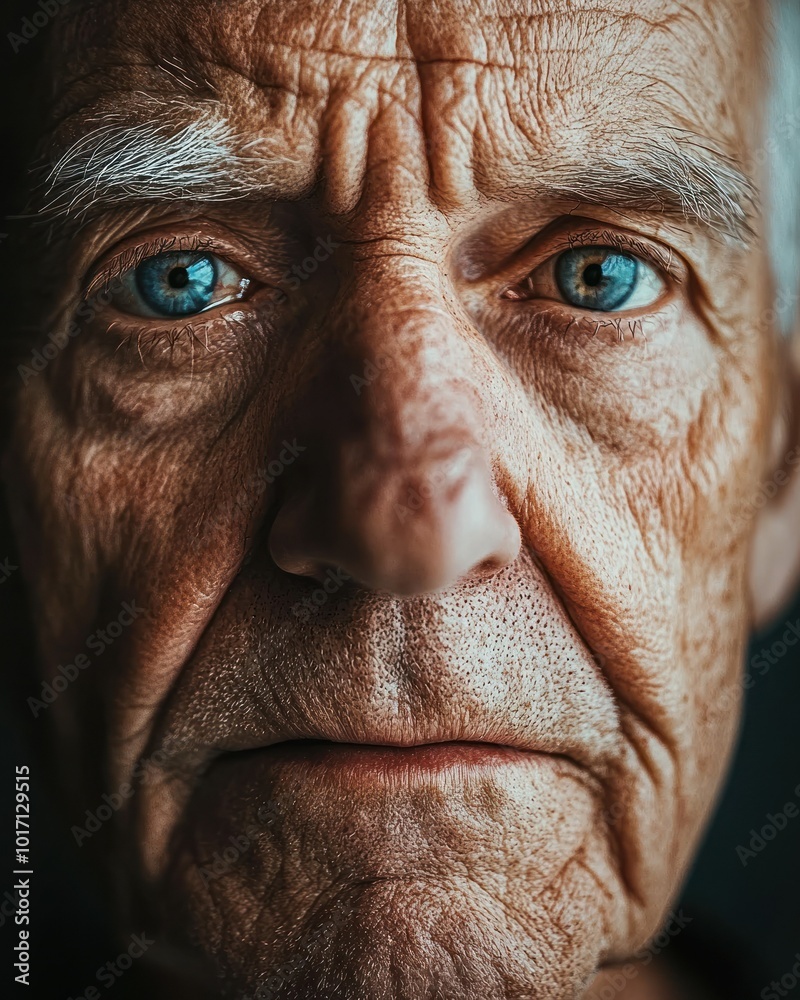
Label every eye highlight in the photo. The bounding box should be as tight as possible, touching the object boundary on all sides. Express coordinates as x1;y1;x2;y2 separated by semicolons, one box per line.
109;249;251;318
504;244;666;313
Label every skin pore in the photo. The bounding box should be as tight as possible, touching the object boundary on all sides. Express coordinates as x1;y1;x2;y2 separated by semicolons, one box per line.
4;1;795;998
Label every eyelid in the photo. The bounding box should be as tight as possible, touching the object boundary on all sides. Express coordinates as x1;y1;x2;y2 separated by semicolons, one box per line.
497;219;686;291
81;221;288;303
551;232;681;282
85;234;221;300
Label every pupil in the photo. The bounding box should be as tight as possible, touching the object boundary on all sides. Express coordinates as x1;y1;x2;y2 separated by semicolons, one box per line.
582;263;604;287
168;267;190;289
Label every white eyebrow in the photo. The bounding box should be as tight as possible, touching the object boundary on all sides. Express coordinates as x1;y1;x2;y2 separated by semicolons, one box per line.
540;134;757;246
40;100;298;218
38;100;757;246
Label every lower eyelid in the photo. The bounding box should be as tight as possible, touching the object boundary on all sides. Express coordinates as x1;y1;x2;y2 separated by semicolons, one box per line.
99;307;263;369
105;297;251;329
508;302;661;347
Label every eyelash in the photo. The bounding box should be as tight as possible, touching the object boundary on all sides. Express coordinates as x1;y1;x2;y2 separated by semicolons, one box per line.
112;320;220;366
86;234;217;299
87;223;677;364
528;227;681;284
83;234;256;365
500;226;680;343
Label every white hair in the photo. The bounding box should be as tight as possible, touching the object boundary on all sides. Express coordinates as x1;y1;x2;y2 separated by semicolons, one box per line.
768;0;800;336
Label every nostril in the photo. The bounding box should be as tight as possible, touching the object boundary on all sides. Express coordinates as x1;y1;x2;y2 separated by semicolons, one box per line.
268;445;521;596
300;562;355;591
473;555;511;581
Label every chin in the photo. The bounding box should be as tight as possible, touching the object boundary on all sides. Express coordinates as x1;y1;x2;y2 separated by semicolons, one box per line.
137;742;626;1000
160;874;606;1000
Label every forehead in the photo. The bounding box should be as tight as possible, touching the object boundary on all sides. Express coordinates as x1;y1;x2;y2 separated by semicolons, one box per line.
48;0;765;217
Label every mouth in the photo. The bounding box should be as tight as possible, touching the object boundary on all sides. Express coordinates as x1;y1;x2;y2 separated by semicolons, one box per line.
132;553;625;880
225;737;576;781
136;734;606;880
154;728;611;952
157;735;615;1000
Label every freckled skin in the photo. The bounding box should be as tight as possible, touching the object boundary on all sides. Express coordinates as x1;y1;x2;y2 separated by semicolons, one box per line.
2;1;791;998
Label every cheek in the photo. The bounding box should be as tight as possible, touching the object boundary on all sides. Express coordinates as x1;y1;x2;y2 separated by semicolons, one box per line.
480;297;724;451
8;263;772;976
473;296;767;945
3;328;278;744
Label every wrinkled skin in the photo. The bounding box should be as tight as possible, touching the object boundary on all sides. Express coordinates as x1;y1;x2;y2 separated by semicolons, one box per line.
4;1;795;998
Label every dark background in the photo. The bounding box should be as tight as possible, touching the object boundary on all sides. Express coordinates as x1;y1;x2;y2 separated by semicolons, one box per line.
0;3;798;998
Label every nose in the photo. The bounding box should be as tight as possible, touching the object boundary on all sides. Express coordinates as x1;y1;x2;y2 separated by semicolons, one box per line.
268;258;521;596
270;442;520;596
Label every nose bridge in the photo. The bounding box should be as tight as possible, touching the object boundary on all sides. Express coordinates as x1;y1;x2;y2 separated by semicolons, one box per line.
339;252;485;461
268;248;521;595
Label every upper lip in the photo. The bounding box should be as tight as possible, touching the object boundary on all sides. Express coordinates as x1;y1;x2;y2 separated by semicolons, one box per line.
154;696;621;795
228;737;598;781
141;556;625;796
251;737;608;785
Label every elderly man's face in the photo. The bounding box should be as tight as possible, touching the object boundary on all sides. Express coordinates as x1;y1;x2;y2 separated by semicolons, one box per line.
5;0;785;997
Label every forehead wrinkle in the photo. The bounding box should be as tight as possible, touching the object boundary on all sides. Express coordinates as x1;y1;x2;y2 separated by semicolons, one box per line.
35;1;759;246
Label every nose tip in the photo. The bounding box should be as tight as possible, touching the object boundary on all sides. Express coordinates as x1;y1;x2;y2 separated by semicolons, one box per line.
269;448;521;596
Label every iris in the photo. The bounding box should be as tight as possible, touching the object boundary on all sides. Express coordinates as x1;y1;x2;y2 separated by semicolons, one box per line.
135;251;218;317
555;247;638;311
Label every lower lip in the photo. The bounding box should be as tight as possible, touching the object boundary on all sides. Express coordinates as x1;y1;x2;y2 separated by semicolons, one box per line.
250;739;545;777
157;740;593;883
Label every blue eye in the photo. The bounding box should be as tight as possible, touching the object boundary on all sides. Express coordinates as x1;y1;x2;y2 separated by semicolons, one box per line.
109;249;251;318
136;251;217;317
504;243;666;312
555;247;638;311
